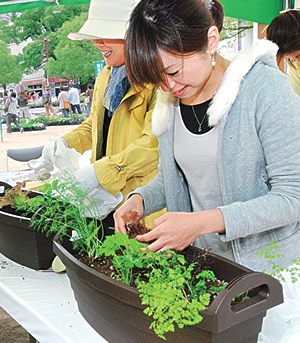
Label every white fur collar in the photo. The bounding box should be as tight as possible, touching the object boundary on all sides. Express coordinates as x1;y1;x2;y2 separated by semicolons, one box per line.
152;39;278;136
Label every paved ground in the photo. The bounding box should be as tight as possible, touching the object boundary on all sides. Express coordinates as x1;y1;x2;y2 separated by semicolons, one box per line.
0;122;78;343
0;123;78;173
0;308;29;343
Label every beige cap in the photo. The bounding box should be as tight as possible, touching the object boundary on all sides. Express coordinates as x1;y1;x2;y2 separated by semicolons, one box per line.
68;0;140;41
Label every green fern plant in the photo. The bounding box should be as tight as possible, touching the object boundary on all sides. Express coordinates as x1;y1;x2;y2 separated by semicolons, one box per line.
15;176;104;261
100;233;227;340
256;240;300;283
4;181;228;340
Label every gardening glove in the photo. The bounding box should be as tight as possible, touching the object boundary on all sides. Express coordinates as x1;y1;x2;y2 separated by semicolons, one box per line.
74;164;123;219
42;134;81;174
27;158;54;176
29;148;92;180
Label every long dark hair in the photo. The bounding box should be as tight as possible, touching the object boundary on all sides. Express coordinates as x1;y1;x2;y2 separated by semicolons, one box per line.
125;0;224;87
266;10;300;67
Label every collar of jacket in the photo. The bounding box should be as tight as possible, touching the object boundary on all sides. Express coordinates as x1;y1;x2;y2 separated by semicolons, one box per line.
152;39;278;136
105;65;156;111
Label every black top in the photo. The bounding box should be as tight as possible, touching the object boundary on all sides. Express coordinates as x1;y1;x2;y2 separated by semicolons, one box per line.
180;99;213;134
102;109;112;156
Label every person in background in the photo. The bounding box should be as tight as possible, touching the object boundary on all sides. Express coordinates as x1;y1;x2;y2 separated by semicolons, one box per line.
68;83;82;114
40;0;162;227
3;90;10;129
18;91;29;118
58;86;70;118
85;83;94;118
32;90;40;107
27;92;33;102
43;85;55;119
3;90;9;105
5;92;24;134
266;9;300;96
114;0;300;273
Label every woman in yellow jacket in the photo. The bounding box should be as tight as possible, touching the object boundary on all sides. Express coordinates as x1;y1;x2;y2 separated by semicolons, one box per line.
63;66;158;201
63;65;160;226
42;0;161;227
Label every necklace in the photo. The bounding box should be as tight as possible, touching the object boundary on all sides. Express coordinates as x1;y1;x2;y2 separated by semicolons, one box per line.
191;105;207;132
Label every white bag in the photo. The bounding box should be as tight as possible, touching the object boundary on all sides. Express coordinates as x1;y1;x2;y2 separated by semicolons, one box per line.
28;135;122;220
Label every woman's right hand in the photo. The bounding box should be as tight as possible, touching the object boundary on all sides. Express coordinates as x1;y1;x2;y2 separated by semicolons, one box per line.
113;194;144;233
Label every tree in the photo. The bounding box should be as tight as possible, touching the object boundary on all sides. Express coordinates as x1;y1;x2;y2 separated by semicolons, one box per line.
220;17;253;47
45;13;103;85
6;5;89;44
4;5;89;73
0;40;22;89
0;18;11;44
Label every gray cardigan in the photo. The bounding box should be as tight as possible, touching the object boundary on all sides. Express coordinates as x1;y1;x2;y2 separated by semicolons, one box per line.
133;40;300;272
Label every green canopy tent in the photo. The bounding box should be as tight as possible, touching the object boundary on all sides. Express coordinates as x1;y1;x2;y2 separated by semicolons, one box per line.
0;0;297;23
0;0;297;24
222;0;296;24
0;0;90;15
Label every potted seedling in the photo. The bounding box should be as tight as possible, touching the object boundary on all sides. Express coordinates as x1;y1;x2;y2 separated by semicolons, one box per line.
0;177;107;270
0;181;55;270
51;210;284;343
2;178;284;342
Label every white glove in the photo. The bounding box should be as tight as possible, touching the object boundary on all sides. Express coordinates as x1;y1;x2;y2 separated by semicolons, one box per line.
73;164;99;193
74;164;123;219
42;134;80;174
27;158;54;175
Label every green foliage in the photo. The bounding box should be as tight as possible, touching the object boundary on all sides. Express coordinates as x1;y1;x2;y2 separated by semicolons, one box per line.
100;234;226;340
0;19;12;44
256;240;300;283
220;17;253;47
4;5;92;75
0;40;22;87
0;182;30;209
4;178;228;339
138;270;210;340
16;177;104;261
100;232;150;285
7;5;89;44
137;260;224;340
20;39;48;74
8;115;84;131
45;13;102;84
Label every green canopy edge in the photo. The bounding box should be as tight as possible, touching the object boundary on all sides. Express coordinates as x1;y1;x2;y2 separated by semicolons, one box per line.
0;0;90;15
0;0;296;24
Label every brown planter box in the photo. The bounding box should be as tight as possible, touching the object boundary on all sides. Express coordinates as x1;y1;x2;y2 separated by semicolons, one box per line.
0;182;55;270
53;232;283;343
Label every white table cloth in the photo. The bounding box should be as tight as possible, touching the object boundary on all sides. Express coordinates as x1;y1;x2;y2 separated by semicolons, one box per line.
0;253;108;343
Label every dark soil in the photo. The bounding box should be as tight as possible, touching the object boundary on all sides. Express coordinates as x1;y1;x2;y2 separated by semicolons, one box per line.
75;210;226;305
76;242;226;305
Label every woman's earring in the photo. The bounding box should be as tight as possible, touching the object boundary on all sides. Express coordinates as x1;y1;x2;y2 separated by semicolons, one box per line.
212;53;216;67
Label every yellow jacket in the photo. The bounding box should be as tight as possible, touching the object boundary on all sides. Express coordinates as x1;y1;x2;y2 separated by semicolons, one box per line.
63;66;162;225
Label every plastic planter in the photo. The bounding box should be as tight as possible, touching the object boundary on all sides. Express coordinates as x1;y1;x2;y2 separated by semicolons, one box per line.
0;182;55;270
53;232;283;343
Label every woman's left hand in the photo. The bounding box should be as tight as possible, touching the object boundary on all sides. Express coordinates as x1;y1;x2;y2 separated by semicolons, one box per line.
136;209;225;252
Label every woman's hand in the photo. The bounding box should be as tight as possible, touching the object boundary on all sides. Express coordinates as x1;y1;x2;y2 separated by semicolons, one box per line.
113;194;145;233
137;209;225;252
